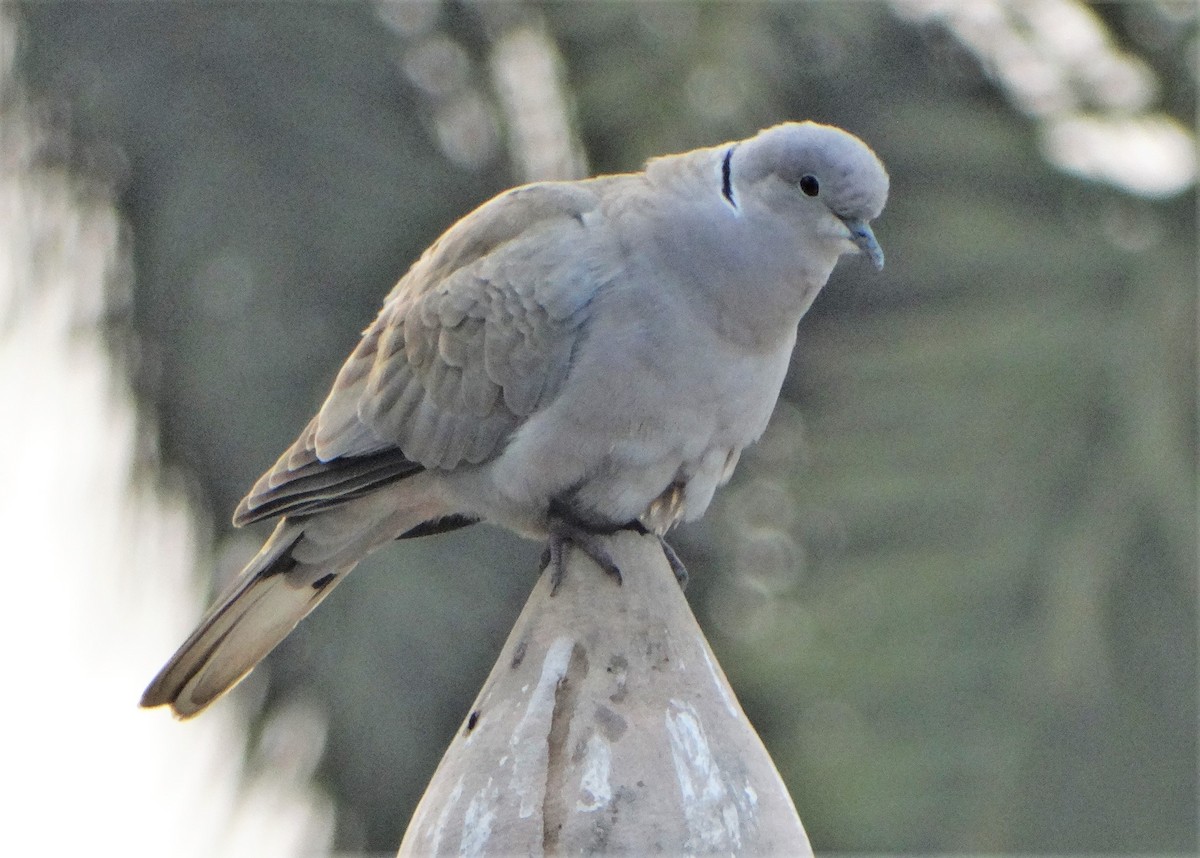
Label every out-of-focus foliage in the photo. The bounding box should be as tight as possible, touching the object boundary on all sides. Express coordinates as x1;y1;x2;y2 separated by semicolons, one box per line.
14;1;1195;853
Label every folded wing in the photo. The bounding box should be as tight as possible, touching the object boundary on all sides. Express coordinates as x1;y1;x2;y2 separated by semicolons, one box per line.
235;181;619;527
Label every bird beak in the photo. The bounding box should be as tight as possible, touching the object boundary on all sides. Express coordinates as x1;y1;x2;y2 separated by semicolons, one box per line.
841;217;885;270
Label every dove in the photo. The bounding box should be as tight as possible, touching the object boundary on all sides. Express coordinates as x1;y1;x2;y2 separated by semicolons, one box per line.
142;121;888;718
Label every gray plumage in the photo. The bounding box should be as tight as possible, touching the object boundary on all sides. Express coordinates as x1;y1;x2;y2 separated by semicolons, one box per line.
142;121;888;717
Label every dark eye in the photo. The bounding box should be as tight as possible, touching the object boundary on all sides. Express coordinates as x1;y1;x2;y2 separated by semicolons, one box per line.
799;174;820;197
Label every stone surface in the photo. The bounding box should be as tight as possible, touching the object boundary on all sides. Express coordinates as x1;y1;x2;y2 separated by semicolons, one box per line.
399;530;811;856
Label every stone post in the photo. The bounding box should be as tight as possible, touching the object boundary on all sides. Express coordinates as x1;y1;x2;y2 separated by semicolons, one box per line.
399;529;811;855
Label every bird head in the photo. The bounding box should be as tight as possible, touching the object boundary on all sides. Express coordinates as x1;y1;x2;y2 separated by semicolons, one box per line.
729;121;889;270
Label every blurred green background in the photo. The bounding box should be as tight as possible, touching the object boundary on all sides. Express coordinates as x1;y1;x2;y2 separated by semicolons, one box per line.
13;1;1195;853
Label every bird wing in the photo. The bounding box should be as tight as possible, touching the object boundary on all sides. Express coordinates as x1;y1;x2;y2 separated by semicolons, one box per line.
234;180;619;526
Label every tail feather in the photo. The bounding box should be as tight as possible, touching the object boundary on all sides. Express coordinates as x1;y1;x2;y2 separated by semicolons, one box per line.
143;471;456;718
141;519;351;718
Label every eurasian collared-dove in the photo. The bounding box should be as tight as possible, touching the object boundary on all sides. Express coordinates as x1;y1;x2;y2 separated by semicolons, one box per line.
142;121;888;718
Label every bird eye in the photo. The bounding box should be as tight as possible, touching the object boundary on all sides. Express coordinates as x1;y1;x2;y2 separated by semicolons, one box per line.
799;174;820;197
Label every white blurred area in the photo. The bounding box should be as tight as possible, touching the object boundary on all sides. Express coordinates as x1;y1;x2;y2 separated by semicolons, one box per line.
378;0;586;182
0;10;334;858
894;0;1197;198
0;5;584;852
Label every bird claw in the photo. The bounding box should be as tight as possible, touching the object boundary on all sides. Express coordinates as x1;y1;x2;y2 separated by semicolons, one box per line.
657;536;689;590
626;521;689;590
544;520;623;595
541;512;690;594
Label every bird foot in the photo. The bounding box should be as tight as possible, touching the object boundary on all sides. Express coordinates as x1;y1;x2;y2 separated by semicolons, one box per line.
542;516;624;595
628;522;689;590
657;536;689;590
540;513;690;595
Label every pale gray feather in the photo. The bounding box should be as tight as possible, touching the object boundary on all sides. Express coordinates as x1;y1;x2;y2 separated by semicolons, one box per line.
144;121;889;718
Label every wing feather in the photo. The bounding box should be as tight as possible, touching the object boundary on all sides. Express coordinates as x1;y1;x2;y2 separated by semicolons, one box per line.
234;180;623;524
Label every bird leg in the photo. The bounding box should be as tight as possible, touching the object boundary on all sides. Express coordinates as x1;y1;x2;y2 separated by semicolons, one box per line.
625;520;689;590
543;512;625;595
540;505;691;596
656;536;690;590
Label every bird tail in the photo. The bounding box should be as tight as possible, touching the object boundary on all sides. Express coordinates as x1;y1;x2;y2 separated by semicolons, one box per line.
141;473;460;718
140;518;354;718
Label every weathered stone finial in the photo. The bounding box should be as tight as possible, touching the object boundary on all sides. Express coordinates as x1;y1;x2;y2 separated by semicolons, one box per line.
399;530;811;855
